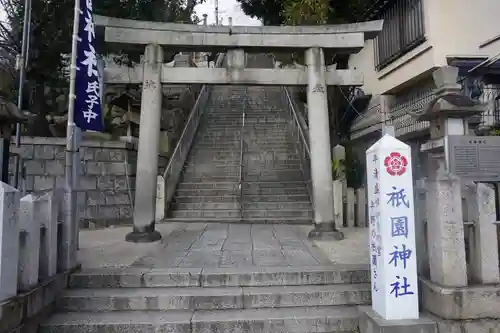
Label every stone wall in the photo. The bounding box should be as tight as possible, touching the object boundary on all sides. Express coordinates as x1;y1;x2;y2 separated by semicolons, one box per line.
9;137;168;228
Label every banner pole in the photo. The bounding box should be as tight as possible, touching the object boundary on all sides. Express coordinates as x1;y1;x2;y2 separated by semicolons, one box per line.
63;0;81;270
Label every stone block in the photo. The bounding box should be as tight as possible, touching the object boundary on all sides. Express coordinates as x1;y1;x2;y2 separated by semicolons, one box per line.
358;306;437;333
421;278;500;320
94;149;112;161
34;176;55;191
19;194;42;291
104;192;130;206
80;147;95;161
24;160;45;175
45;159;65;176
34;146;55;159
53;146;65;159
109;149;127;162
96;176;115;190
0;182;20;302
78;176;97;190
86;191;106;206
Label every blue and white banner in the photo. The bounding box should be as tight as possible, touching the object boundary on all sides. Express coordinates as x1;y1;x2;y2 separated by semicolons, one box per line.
74;0;103;132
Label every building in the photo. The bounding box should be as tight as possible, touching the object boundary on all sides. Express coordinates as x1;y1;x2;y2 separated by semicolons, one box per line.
348;0;500;179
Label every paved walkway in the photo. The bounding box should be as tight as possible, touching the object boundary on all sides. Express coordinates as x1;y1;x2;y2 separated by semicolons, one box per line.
78;223;369;269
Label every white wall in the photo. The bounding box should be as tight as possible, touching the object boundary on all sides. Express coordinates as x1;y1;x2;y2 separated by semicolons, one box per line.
351;0;500;96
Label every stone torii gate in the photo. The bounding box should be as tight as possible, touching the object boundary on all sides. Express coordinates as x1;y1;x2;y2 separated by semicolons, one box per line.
95;16;383;242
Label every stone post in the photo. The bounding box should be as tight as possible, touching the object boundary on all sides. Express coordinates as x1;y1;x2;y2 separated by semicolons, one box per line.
19;194;41;290
39;190;59;280
470;183;500;284
0;181;20;302
332;144;346;228
227;49;246;69
126;44;163;243
305;47;343;240
418;66;484;287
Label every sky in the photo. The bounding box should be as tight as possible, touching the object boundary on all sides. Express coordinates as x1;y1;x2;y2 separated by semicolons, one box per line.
0;0;261;26
195;0;261;26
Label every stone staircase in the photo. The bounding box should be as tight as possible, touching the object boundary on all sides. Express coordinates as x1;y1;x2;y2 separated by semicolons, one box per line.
40;265;371;332
167;84;313;223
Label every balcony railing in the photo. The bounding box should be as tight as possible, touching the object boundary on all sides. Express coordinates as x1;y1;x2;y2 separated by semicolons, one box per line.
374;0;426;70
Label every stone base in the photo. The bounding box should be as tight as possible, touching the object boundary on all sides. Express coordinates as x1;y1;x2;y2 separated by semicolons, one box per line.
125;229;162;243
308;223;344;240
421;278;500;320
358;306;437;333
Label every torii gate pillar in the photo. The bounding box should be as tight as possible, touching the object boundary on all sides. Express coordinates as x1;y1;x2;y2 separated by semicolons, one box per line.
306;47;343;240
126;44;163;243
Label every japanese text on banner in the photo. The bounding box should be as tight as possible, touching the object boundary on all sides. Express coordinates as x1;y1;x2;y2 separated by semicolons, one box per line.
74;0;103;132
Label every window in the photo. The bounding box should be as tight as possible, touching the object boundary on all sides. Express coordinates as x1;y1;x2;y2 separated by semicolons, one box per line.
374;0;426;70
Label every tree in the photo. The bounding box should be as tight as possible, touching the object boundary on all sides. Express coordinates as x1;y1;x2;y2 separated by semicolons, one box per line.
0;0;204;135
236;0;376;26
236;0;378;146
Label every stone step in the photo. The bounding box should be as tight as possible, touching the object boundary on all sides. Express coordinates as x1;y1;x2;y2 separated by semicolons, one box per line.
193;142;296;148
68;265;370;288
177;182;239;190
171;202;239;210
242;187;310;195
173;194;310;203
172;209;313;219
243;181;309;189
162;217;313;225
184;161;302;168
189;147;296;153
203;119;288;124
171;201;311;210
180;176;240;182
174;188;310;197
182;169;303;178
41;306;360;333
193;139;292;146
57;284;371;312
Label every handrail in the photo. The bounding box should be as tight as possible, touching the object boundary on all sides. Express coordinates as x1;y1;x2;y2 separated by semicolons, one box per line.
282;87;313;202
238;92;247;220
162;53;226;210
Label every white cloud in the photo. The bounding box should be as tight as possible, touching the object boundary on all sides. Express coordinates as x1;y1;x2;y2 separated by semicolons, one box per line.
195;0;261;26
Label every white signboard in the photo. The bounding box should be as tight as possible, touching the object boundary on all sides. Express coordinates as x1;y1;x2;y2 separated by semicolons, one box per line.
366;134;419;320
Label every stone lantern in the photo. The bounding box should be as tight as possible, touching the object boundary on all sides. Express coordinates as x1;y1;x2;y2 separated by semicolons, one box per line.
0;97;32;184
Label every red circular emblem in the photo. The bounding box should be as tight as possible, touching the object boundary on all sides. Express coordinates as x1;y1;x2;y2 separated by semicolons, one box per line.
384;152;408;176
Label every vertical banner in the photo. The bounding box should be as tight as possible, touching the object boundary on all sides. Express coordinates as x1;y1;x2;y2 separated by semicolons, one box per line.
366;134;419;321
74;0;103;132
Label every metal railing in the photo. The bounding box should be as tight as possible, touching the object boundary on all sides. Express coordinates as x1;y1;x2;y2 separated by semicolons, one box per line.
163;53;226;210
238;96;246;219
282;87;313;202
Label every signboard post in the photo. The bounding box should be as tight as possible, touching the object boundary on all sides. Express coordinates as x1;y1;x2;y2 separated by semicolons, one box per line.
366;134;419;320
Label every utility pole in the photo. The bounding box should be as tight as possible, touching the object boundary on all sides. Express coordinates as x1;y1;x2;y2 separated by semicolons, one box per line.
13;0;32;188
215;0;219;26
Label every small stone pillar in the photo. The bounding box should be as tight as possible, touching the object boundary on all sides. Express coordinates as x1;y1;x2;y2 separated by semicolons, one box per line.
0;181;20;302
227;49;246;69
418;66;484;287
126;44;163;243
332;144;346;228
471;183;500;284
305;47;343;240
